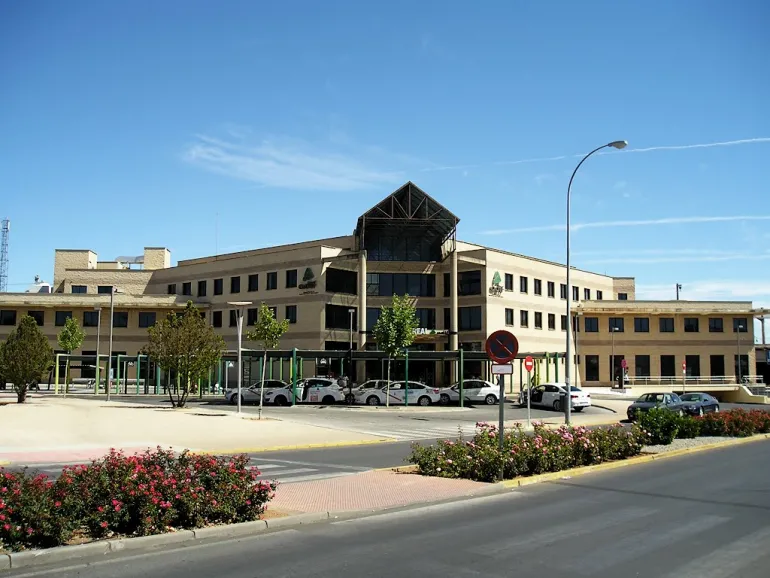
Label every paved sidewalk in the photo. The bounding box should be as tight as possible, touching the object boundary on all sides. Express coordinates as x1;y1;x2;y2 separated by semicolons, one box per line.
269;469;496;514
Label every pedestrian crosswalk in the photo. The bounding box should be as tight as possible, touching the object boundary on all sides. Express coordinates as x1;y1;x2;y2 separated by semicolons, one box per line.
249;458;369;484
337;421;481;442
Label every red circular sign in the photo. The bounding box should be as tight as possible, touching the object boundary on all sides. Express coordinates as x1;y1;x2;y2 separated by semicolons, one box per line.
621;359;627;369
524;356;534;372
682;361;687;370
485;330;519;364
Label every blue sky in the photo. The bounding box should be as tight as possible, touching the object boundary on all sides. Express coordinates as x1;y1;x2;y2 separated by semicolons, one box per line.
2;1;769;336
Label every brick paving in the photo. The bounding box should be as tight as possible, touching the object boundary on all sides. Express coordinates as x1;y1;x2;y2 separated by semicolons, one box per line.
270;470;494;513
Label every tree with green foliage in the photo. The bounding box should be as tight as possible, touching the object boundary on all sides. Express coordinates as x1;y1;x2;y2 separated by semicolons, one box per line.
0;315;54;403
57;316;86;394
142;302;226;408
371;294;420;407
245;303;289;419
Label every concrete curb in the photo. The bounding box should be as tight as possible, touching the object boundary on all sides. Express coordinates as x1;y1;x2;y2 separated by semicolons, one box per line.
196;438;391;455
0;553;10;571
497;433;770;489
375;464;419;473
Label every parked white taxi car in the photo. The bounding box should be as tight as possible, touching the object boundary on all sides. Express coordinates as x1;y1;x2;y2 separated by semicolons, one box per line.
518;382;592;412
355;381;441;406
438;379;500;405
263;377;344;406
224;380;288;405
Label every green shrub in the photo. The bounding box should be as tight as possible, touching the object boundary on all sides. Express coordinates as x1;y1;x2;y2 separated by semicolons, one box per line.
638;407;680;445
697;408;770;437
675;415;701;439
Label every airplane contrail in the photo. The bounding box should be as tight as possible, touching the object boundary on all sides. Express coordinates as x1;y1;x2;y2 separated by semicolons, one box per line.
420;137;770;172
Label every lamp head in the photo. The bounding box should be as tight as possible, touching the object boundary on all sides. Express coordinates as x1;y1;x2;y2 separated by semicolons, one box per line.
608;140;628;150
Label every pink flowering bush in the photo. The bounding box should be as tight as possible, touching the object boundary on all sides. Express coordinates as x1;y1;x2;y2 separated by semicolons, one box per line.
0;448;276;552
408;422;645;483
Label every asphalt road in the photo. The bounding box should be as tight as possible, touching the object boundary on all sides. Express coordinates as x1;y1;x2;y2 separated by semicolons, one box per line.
16;439;770;578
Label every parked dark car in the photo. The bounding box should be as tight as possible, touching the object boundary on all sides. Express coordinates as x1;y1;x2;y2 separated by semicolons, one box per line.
678;392;720;416
627;392;686;421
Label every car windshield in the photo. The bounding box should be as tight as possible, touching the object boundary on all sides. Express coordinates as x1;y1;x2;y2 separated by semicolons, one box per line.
638;394;665;403
679;394;701;401
569;386;581;392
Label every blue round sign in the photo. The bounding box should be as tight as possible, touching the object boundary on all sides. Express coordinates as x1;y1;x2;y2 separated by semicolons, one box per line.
485;330;519;364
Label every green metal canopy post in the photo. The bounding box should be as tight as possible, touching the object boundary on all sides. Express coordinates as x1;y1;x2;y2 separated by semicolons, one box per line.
554;353;559;382
459;349;464;408
404;349;409;406
136;355;141;394
291;348;298;407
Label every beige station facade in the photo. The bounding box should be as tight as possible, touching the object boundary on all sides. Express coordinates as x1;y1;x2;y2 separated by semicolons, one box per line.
0;182;767;391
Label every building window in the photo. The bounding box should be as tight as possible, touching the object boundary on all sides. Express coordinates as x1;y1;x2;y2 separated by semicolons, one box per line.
520;276;528;293
55;311;72;326
443;308;450;330
367;308;382;331
112;312;128;328
26;310;44;326
505;308;514;326
634;317;650;333
167;284;176;295
285;305;297;324
684;318;699;333
547;281;555;298
534;312;542;330
198;280;207;297
660;355;675;377
230;276;241;294
138;312;156;328
596;290;603;300
248;274;259;292
618;292;628;300
0;309;17;326
585;355;599;381
182;282;192;296
82;311;98;327
561;315;568;331
458;271;482;296
326;304;356;330
266;272;278;291
443;273;450;297
212;311;222;328
97;285;115;295
286;269;298;288
229;310;237;328
416;308;436;329
659;317;674;333
609;317;624;332
733;318;748;333
71;285;87;294
635;355;651;377
363;234;440;262
710;355;725;377
685;355;701;377
735;354;749;379
214;278;223;295
325;268;358;295
246;308;258;326
560;283;567;299
504;273;513;291
548;313;556;330
572;286;579;301
533;279;542;296
520;310;529;328
370;273;436;297
585;317;599;332
708;318;723;333
584;288;591;301
459;306;482;331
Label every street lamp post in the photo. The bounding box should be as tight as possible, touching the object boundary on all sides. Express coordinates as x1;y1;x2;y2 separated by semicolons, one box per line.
737;323;744;384
574;309;583;388
565;140;627;424
228;302;252;415
94;306;102;395
348;308;356;378
106;286;119;402
610;326;618;388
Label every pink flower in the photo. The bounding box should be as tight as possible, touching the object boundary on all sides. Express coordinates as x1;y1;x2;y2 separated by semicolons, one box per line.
54;501;61;507
100;521;108;528
115;505;121;512
97;506;104;513
2;524;9;531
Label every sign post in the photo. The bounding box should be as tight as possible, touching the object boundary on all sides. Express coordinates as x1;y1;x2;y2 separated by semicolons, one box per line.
485;330;520;482
524;356;534;428
682;360;687;394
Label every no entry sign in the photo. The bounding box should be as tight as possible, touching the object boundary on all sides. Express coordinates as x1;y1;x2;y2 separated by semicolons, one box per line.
485;330;519;364
621;359;627;369
524;356;534;372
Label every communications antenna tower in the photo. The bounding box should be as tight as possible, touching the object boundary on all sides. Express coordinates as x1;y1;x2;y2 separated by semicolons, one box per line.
0;219;9;293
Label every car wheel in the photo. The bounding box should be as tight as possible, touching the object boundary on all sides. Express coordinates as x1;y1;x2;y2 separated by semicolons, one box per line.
440;393;451;405
228;395;237;406
322;395;335;405
366;395;380;406
698;407;704;417
274;395;287;406
553;399;562;412
574;407;584;413
485;394;497;405
418;396;431;407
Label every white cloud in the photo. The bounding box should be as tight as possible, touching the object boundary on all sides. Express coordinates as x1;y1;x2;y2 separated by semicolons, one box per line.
182;134;404;192
580;253;770;265
481;215;770;235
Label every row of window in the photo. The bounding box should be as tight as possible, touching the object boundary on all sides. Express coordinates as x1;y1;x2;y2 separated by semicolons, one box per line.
324;305;485;332
498;273;614;301
586;316;750;334
505;308;570;331
213;305;298;328
170;270;296;297
71;285;114;294
0;309;157;329
583;354;751;381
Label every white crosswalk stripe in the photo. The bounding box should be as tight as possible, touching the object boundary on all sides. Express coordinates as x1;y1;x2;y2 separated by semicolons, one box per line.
344;423;480;441
249;458;369;484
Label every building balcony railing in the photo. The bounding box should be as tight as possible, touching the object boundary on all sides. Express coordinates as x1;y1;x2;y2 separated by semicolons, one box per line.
623;375;765;387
